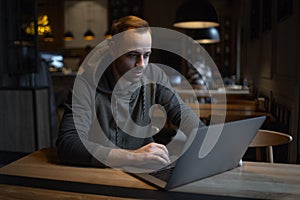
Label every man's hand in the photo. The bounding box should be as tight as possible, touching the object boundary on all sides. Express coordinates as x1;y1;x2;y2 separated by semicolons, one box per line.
131;142;171;166
106;142;170;169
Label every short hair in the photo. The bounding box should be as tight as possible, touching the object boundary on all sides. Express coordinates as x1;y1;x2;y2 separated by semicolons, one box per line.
110;15;150;36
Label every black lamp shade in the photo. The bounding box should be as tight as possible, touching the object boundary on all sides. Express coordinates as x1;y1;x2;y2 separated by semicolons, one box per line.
174;0;219;29
105;29;112;39
84;29;95;40
194;27;220;44
44;32;54;42
64;31;74;41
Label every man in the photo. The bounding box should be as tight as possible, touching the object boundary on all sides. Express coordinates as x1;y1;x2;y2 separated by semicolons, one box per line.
56;16;204;170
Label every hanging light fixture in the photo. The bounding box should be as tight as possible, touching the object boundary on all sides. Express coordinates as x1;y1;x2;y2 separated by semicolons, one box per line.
84;29;95;40
104;29;112;39
194;27;220;44
84;0;95;40
44;32;54;42
174;0;220;29
64;31;74;41
64;3;74;41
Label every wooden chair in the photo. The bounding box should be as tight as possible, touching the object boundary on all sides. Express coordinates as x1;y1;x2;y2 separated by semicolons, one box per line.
249;130;293;163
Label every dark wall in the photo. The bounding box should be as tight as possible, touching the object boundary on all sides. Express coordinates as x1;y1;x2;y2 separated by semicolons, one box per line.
239;0;300;163
0;0;40;88
0;0;38;76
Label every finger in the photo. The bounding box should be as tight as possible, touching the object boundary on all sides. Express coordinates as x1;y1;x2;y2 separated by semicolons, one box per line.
151;149;171;164
150;143;169;156
148;154;170;166
148;144;170;164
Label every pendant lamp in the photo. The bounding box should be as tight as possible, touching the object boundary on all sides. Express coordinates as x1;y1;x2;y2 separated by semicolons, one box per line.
64;4;74;41
64;31;74;41
84;0;95;40
84;29;95;40
105;29;112;39
194;27;220;44
174;0;220;29
44;32;54;42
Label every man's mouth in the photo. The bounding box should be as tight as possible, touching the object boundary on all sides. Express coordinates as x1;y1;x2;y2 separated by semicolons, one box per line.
132;70;143;76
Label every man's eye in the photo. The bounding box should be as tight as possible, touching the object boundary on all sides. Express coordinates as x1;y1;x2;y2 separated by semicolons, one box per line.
143;53;151;59
128;53;138;58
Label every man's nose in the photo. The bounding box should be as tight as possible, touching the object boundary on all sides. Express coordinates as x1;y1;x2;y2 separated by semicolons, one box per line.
135;55;145;67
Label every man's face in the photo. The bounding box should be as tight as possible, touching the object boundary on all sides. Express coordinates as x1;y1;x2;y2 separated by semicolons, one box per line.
111;29;152;83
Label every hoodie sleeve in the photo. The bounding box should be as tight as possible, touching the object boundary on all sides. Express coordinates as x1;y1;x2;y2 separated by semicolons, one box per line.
56;73;111;167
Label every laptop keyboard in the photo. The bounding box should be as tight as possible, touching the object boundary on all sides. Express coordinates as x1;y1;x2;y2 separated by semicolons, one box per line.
149;166;175;182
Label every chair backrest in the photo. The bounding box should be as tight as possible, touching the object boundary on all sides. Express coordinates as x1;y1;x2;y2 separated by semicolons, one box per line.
249;130;293;163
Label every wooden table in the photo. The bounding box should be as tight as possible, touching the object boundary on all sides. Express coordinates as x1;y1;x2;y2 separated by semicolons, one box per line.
175;88;251;99
1;148;300;199
175;88;253;104
174;162;300;200
153;102;274;124
0;184;133;200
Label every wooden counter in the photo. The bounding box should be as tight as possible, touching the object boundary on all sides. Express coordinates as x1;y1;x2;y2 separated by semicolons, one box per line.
1;148;300;199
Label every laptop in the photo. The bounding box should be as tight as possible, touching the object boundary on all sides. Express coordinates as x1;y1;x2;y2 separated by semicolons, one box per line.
131;116;266;190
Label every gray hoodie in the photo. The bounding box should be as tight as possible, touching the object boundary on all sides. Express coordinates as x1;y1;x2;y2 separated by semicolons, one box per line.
56;44;204;167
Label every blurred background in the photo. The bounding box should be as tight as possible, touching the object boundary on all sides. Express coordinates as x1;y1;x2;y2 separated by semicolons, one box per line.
0;0;299;164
